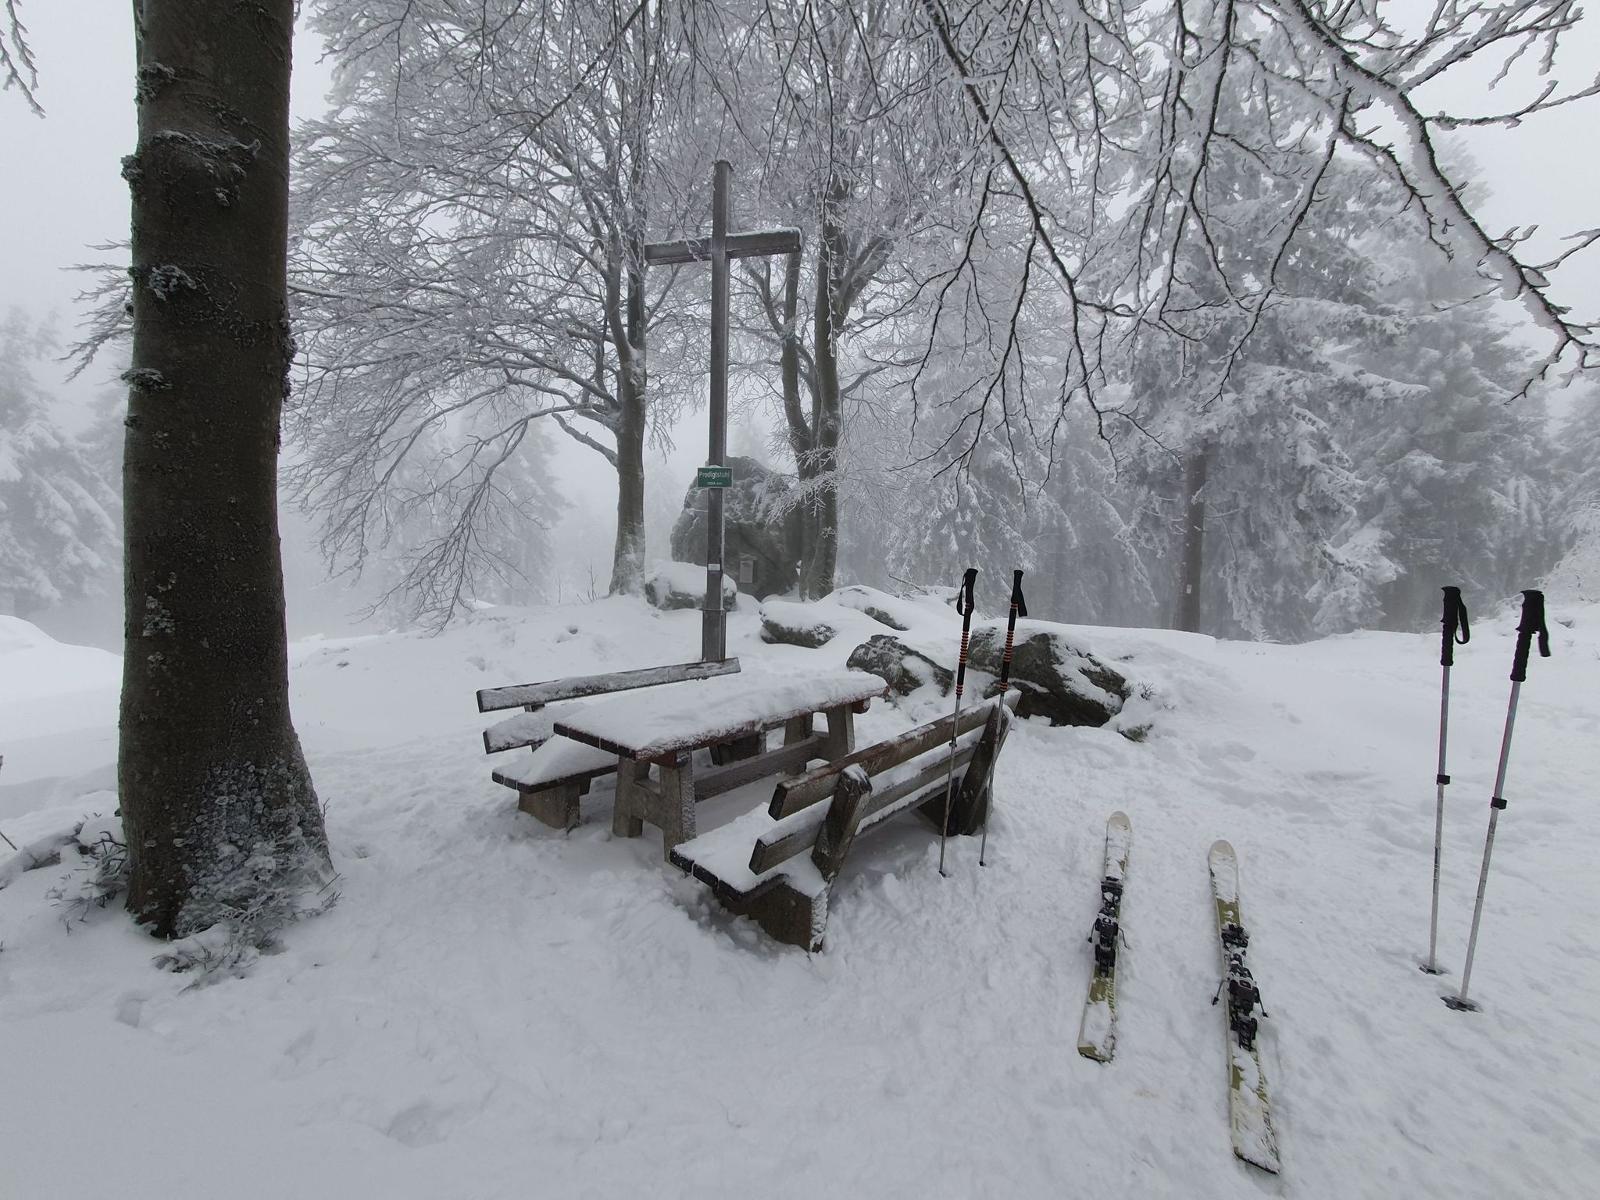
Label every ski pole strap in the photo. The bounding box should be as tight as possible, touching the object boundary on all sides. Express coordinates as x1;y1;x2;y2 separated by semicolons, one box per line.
955;568;977;617
954;567;977;696
999;570;1026;684
1510;589;1551;683
1440;586;1469;667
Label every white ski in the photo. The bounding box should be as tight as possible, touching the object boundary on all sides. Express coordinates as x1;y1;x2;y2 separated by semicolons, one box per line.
1209;839;1281;1174
1077;811;1132;1062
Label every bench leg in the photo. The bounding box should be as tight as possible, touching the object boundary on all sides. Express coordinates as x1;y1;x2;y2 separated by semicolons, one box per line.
656;753;696;859
734;880;829;952
518;780;584;831
950;702;1013;836
612;760;647;839
812;768;873;881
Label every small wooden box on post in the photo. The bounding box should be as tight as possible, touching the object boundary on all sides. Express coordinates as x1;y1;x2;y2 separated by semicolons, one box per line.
643;159;801;663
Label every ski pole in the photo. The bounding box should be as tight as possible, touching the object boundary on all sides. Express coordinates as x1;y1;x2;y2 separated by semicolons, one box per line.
978;570;1026;867
1423;586;1469;975
1445;589;1550;1012
938;567;978;878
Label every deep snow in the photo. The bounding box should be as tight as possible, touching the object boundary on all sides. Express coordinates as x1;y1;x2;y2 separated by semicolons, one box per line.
2;595;1598;1199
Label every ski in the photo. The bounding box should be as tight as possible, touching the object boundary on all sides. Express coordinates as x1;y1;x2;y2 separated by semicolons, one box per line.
1077;811;1132;1062
1209;840;1281;1174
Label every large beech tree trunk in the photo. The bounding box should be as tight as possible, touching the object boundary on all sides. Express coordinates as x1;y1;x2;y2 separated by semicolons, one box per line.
121;0;330;937
609;270;648;595
799;177;848;600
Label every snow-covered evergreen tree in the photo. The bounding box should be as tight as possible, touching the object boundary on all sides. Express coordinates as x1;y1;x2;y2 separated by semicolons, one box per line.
0;312;120;617
1346;261;1566;629
1545;388;1600;601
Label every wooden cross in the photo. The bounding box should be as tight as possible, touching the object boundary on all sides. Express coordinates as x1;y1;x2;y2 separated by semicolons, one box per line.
644;159;801;662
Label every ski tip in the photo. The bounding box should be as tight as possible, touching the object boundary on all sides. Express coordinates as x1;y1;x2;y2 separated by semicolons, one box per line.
1235;1147;1282;1175
1209;838;1236;861
1107;810;1131;829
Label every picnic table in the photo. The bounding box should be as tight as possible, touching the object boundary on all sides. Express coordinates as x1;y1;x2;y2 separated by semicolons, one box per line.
551;668;888;857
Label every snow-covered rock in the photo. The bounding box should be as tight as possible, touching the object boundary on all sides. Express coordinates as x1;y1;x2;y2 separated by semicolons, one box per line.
967;620;1129;726
825;585;921;631
668;456;800;598
758;599;837;648
845;633;954;696
642;561;738;612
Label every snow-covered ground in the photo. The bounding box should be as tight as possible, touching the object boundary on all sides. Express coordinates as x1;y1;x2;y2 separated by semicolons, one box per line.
2;595;1598;1199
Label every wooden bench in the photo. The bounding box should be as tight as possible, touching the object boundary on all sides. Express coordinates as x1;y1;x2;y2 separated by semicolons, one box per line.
669;689;1021;950
552;669;889;857
478;659;741;829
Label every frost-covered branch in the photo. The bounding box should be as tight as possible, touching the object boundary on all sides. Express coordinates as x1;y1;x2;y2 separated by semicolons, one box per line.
1;0;42;116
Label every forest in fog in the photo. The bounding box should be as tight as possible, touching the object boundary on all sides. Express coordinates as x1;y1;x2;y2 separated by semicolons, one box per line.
4;0;1599;642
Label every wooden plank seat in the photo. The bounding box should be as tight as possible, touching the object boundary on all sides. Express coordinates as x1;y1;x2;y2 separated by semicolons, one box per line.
490;734;620;830
553;669;889;858
669;689;1021;951
478;658;741;829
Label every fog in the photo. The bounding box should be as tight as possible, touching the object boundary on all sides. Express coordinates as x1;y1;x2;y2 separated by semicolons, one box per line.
3;0;1597;650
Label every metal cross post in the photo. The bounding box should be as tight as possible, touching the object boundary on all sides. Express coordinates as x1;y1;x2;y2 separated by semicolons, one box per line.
644;160;800;662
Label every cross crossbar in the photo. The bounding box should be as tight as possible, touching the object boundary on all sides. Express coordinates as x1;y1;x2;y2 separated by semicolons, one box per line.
644;228;801;266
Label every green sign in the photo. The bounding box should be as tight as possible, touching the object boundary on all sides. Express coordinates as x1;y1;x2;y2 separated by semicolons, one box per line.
696;465;733;489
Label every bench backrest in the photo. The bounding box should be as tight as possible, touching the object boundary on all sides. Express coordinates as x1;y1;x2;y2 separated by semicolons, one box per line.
750;690;1020;875
476;658;741;714
768;696;1005;819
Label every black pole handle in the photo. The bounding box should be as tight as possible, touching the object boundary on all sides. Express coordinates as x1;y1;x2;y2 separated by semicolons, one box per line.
1440;586;1470;667
954;567;977;695
999;570;1026;685
1510;589;1551;683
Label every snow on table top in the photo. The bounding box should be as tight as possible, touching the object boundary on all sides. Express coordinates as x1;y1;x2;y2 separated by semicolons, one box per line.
553;669;886;759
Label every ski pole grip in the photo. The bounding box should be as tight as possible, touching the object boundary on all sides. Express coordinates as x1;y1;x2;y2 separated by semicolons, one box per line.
955;568;977;618
1010;570;1027;617
954;567;977;694
1440;586;1469;667
1510;589;1551;683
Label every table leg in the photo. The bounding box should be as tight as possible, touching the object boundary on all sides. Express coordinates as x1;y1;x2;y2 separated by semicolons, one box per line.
657;752;696;859
612;759;646;839
824;706;856;758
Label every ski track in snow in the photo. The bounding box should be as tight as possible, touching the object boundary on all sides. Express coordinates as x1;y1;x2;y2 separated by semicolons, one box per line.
2;596;1598;1198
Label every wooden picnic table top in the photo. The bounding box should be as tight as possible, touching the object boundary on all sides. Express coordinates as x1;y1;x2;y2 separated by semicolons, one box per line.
552;668;887;761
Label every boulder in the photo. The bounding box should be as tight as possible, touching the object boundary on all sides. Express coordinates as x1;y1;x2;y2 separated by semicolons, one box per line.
845;633;955;697
644;561;738;612
669;456;802;599
759;600;837;648
967;622;1128;726
826;585;914;631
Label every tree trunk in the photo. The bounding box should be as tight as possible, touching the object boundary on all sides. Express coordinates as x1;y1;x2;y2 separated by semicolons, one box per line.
120;0;330;937
609;269;648;594
777;249;818;596
1175;447;1209;633
801;191;847;600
